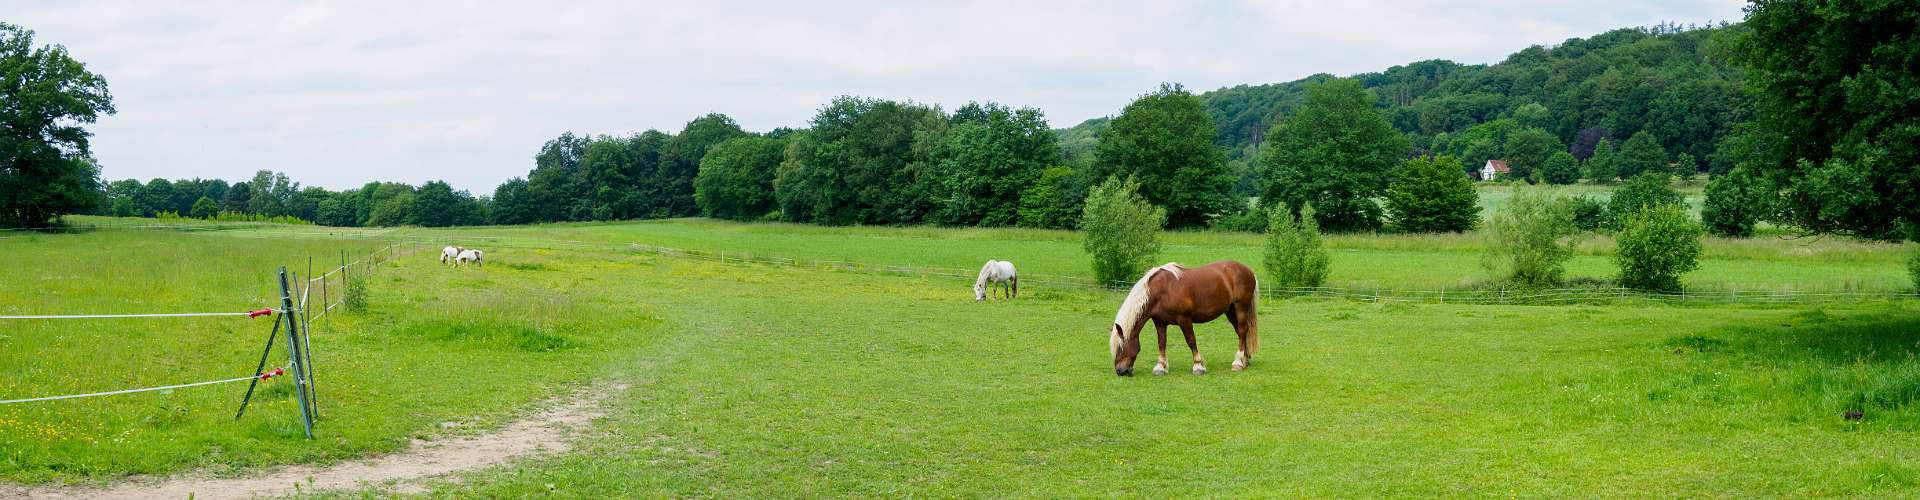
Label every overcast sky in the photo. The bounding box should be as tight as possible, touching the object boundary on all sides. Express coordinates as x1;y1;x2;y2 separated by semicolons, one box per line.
9;1;1747;193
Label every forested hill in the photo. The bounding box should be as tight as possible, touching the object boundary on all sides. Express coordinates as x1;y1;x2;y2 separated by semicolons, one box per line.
1058;23;1748;175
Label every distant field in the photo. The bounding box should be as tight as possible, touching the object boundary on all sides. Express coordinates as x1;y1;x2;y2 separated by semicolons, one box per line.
3;219;1917;496
1472;182;1706;219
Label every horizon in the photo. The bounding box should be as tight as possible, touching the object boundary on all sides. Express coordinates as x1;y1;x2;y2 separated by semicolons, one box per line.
9;1;1745;193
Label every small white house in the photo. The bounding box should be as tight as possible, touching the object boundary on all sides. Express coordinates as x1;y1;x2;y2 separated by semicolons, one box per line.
1478;160;1511;181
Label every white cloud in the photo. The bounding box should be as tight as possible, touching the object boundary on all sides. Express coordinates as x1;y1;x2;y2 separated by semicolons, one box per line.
6;0;1746;192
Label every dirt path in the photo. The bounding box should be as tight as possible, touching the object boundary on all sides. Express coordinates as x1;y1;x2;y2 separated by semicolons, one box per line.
4;383;625;499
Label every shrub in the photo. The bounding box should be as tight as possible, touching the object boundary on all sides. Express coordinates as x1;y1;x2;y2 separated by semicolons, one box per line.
344;271;369;313
189;196;220;219
1615;204;1704;292
1568;195;1607;231
1385;154;1479;232
1483;190;1580;288
1265;203;1331;291
1701;167;1769;238
1607;172;1684;229
1542;151;1581;185
1210;198;1266;233
1082;177;1166;286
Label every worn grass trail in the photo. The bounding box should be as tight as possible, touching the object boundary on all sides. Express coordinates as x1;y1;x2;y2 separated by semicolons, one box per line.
424;256;1920;497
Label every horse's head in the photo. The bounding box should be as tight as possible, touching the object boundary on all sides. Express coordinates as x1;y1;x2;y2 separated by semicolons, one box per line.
973;282;986;301
1111;322;1141;376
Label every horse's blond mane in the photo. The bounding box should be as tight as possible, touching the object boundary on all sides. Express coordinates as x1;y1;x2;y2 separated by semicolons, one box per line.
1110;263;1182;358
975;260;998;288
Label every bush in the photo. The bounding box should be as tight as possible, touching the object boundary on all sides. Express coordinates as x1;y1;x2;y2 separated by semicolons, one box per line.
1542;151;1581;185
1568;195;1607;231
1608;172;1684;229
344;271;369;313
1385;154;1479;232
1082;177;1166;286
1265;203;1331;291
1483;190;1581;288
1701;167;1768;238
1615;204;1704;292
1210;198;1267;233
189;196;219;219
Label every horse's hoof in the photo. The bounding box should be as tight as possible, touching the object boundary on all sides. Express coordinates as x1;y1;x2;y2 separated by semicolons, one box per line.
1192;366;1207;375
1232;362;1246;372
1151;365;1168;376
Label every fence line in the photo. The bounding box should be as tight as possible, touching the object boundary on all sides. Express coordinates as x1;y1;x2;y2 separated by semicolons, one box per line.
0;309;275;320
0;368;289;405
0;240;423;409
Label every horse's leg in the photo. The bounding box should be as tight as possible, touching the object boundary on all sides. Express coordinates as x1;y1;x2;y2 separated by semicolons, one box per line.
1151;320;1170;376
1181;321;1205;375
1228;306;1249;371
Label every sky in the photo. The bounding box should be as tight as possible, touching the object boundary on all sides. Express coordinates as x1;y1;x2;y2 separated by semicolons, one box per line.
8;1;1748;193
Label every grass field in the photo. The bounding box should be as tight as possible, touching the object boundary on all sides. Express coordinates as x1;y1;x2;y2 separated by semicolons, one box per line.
3;218;1919;496
427;216;1911;294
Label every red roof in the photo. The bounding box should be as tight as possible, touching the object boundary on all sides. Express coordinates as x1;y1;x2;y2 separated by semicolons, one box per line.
1485;160;1510;173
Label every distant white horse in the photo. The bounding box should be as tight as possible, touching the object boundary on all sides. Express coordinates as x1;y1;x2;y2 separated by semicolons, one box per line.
456;248;484;268
974;260;1018;301
440;246;465;267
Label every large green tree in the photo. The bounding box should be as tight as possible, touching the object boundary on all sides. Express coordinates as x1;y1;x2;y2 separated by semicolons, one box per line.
1259;78;1411;232
659;114;747;217
933;102;1058;226
1616;131;1668;179
581;135;641;220
0;23;114;227
246;170;297;217
526;132;590;222
489;177;538;225
1542;151;1582;185
1384;154;1479;232
1730;0;1920;239
410;180;480;227
1503;127;1562;183
776;96;946;225
1094;83;1231;228
694;135;786;220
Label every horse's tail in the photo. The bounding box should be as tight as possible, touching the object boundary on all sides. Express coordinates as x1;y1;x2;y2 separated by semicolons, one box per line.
1244;272;1259;358
1010;276;1018;298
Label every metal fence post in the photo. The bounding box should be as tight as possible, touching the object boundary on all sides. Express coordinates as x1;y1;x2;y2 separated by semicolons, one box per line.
277;267;316;438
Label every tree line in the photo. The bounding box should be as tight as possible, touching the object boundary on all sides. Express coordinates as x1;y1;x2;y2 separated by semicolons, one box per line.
12;6;1918;250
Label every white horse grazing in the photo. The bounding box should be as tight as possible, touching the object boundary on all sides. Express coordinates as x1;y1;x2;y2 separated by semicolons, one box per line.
974;260;1018;301
456;248;484;268
440;246;465;266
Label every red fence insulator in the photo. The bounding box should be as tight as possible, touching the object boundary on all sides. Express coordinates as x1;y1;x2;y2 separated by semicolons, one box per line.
248;308;275;318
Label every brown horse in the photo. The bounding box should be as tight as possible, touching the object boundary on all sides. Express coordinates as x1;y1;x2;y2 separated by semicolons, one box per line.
1109;261;1259;377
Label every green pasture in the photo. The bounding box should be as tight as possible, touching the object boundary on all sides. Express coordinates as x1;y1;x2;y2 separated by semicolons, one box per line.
426;216;1908;294
2;219;1918;496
